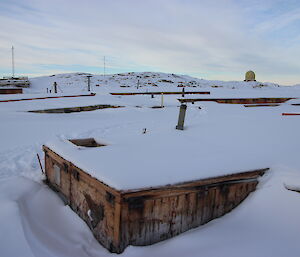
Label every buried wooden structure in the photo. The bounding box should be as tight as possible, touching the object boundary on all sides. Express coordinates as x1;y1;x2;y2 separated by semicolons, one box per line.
244;104;280;107
0;77;30;88
178;97;295;104
43;145;268;253
0;93;95;103
110;91;210;96
29;104;123;113
285;184;300;193
282;113;300;116
0;88;23;94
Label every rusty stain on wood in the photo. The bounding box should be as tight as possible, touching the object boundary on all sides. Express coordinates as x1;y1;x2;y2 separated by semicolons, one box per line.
0;88;23;94
282;113;300;116
43;145;268;253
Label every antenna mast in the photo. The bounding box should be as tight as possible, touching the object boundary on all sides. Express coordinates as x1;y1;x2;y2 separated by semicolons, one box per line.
12;46;15;77
103;56;106;77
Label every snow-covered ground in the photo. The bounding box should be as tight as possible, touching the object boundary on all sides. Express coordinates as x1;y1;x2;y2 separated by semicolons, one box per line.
1;72;300;257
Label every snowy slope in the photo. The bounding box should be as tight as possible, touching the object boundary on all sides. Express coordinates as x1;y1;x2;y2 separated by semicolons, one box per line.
1;71;300;257
27;71;283;94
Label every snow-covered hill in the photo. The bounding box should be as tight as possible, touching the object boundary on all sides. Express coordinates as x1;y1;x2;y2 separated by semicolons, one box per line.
28;71;283;94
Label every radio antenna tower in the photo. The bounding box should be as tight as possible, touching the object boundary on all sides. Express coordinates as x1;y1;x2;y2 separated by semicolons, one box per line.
103;56;106;77
12;46;15;77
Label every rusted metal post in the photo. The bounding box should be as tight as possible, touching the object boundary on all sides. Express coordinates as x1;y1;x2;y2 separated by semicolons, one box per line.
53;82;57;93
87;75;92;92
37;153;44;174
176;104;187;130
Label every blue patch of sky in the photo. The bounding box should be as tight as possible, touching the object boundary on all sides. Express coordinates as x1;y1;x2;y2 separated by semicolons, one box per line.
266;20;300;47
0;0;55;28
0;67;12;76
0;0;37;12
235;0;300;48
236;1;300;27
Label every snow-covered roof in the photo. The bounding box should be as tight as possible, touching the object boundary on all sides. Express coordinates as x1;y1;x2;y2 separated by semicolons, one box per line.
45;128;269;191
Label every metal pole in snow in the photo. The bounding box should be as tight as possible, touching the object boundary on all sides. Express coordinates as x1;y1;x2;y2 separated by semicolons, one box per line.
103;56;106;77
87;75;92;92
53;82;57;93
161;93;164;107
103;56;106;85
37;153;44;174
176;104;187;130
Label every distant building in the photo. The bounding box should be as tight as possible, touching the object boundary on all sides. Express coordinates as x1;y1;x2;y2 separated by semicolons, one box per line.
0;76;30;88
244;71;256;82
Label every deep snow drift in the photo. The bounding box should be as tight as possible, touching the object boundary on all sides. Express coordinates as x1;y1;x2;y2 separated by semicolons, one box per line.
1;72;300;257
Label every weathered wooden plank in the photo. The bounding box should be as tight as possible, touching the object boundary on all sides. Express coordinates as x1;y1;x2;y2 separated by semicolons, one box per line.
178;97;295;104
244;104;280;107
29;104;123;113
282;113;300;116
110;91;210;96
121;168;268;198
0;88;23;94
0;93;96;103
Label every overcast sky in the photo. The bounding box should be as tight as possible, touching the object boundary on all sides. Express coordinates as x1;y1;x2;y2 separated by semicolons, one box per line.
0;0;299;85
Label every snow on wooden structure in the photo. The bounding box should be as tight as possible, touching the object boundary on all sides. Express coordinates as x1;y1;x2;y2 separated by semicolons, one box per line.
244;104;280;107
29;104;123;113
110;91;210;96
43;138;268;253
178;97;295;104
0;77;30;88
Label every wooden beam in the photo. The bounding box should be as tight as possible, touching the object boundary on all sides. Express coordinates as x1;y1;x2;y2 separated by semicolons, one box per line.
178;97;295;104
0;93;96;103
282;113;300;116
110;91;210;96
121;168;269;198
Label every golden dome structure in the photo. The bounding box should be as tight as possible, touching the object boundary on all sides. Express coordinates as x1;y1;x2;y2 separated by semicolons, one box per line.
244;70;256;81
